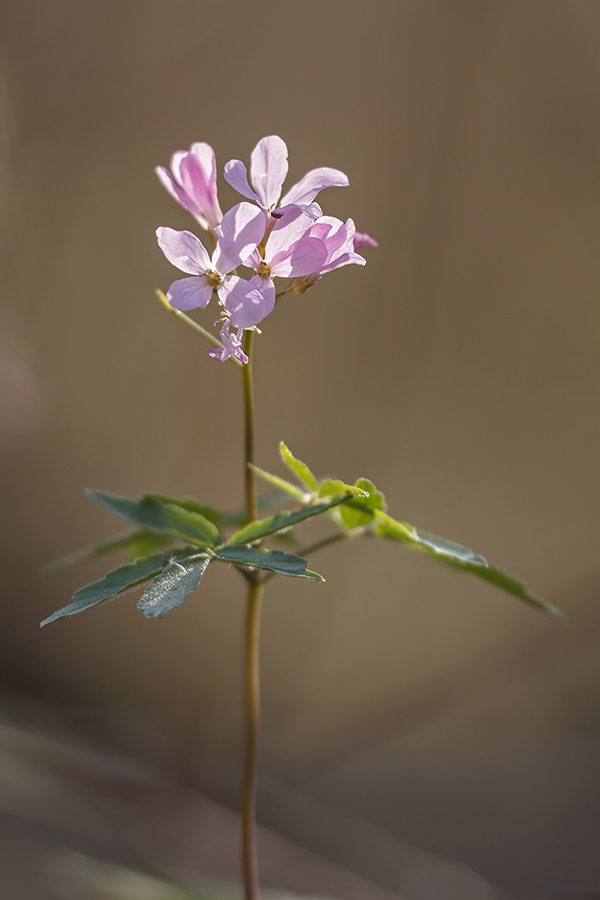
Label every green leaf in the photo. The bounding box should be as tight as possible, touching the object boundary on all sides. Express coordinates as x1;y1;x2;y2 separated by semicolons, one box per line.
126;530;172;561
145;494;224;528
214;545;324;580
227;495;353;545
374;511;486;564
319;479;369;499
373;511;565;622
88;491;220;548
40;549;201;626
339;478;386;530
279;442;319;493
137;555;211;618
42;529;168;575
248;464;306;501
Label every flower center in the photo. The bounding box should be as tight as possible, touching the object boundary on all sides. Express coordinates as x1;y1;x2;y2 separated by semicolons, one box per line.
205;269;222;288
257;261;272;280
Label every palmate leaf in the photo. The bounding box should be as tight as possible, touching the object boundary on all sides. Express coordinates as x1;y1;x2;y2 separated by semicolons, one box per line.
40;548;203;626
227;495;356;545
373;511;565;622
214;545;324;580
88;490;220;548
137;554;212;618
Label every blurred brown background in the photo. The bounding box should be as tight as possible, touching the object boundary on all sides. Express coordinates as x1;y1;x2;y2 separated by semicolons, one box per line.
1;1;600;898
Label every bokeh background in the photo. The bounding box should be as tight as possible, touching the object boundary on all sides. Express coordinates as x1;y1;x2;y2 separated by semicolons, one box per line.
1;1;600;898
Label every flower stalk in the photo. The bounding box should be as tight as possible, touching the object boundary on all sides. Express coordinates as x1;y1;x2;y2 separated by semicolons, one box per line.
242;329;257;524
240;329;261;900
241;578;263;900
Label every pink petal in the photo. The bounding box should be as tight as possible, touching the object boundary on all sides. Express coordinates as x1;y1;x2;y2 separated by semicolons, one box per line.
275;201;323;220
280;167;349;207
245;247;262;271
189;143;218;185
353;231;379;250
156;227;211;275
271;236;328;278
320;250;366;274
157;143;222;230
179;147;222;230
155;166;199;218
207;346;229;362
250;135;288;210
215;274;237;306
207;322;248;365
223;159;260;204
223;274;276;328
265;207;312;261
309;216;351;258
169;150;187;184
166;276;213;311
212;202;266;274
307;217;362;272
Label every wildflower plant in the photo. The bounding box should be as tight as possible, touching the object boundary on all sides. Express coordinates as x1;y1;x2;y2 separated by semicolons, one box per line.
43;135;565;900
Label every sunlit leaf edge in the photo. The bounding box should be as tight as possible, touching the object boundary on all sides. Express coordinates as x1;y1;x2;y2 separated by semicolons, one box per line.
279;441;319;493
373;512;565;622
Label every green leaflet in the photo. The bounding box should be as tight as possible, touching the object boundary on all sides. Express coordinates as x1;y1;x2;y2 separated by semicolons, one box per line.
88;490;220;548
214;545;324;580
227;495;354;545
319;478;369;499
373;511;565;622
40;549;203;626
42;529;169;575
137;555;212;618
279;442;319;493
145;494;224;528
248;464;306;501
338;478;386;530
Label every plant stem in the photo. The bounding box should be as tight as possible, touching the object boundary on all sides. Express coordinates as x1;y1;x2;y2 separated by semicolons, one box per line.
241;579;263;900
242;329;257;523
240;328;261;900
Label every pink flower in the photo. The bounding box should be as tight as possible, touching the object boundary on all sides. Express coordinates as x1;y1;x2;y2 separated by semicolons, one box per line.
220;275;277;329
292;216;366;294
156;143;223;232
207;321;248;365
156;202;265;311
225;208;330;323
224;135;349;217
155;138;374;365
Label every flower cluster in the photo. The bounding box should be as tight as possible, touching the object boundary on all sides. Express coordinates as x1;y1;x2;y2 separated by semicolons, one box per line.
156;135;376;364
